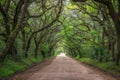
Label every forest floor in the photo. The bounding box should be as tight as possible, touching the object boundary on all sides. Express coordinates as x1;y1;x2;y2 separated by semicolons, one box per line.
7;53;118;80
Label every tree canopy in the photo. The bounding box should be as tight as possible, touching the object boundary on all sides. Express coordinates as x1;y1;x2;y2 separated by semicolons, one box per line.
0;0;120;78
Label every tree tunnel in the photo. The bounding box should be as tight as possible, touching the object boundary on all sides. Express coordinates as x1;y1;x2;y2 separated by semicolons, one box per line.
0;0;120;67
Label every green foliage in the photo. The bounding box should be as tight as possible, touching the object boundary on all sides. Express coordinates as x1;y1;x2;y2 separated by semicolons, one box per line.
77;57;98;65
0;60;25;78
0;57;43;79
77;57;120;74
40;43;50;55
0;38;5;52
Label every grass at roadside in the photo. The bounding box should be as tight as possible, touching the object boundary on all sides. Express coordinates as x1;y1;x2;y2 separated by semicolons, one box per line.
75;57;120;75
0;56;48;79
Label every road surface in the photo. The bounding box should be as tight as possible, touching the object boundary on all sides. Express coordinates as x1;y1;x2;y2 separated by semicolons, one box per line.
25;53;115;80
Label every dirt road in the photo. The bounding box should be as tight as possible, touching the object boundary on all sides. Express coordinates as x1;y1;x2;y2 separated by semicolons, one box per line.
25;53;115;80
10;53;116;80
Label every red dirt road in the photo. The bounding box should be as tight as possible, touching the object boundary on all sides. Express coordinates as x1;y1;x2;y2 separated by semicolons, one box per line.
25;53;115;80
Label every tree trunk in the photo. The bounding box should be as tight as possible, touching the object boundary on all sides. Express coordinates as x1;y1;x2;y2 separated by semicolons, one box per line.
105;2;120;65
34;44;39;58
11;43;17;60
0;38;17;61
116;33;120;65
76;46;82;58
41;51;46;58
111;38;116;61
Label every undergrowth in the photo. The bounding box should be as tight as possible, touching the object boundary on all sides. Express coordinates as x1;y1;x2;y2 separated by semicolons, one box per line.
0;56;43;79
75;57;120;74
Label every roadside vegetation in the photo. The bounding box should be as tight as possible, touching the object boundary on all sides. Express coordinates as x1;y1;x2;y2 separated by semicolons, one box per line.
76;57;120;74
0;56;43;78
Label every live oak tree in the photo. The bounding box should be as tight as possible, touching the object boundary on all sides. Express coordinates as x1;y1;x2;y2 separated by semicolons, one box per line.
72;0;120;65
0;0;63;60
